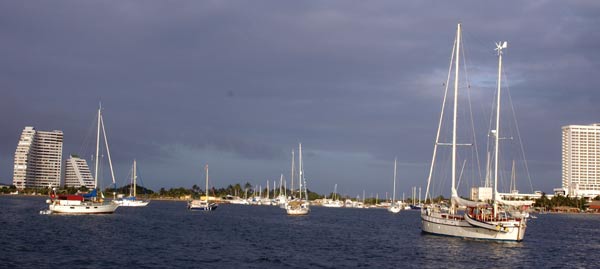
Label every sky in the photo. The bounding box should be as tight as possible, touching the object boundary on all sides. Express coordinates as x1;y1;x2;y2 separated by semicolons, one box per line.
1;1;599;198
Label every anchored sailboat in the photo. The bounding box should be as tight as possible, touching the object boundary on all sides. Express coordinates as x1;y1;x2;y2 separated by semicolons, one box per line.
113;159;150;207
420;23;527;241
285;143;310;215
188;164;218;211
44;105;119;214
322;184;343;208
388;158;401;214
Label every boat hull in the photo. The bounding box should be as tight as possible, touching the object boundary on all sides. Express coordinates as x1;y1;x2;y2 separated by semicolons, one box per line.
421;211;526;241
286;200;310;215
113;199;150;207
48;202;119;214
188;200;218;211
322;202;344;208
388;206;401;214
286;207;309;215
188;205;218;211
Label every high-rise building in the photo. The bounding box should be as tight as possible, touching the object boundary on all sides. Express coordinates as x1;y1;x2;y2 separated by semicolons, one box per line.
12;126;63;189
64;155;95;189
562;124;600;198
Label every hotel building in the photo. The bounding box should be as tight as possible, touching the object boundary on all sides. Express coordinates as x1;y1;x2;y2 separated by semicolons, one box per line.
562;124;600;198
13;126;63;189
64;155;95;189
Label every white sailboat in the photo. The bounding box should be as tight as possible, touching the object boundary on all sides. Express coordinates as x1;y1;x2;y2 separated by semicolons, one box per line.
45;105;119;214
388;158;401;214
421;23;527;241
285;143;310;215
276;174;288;208
322;184;343;208
113;159;150;207
188;164;218;211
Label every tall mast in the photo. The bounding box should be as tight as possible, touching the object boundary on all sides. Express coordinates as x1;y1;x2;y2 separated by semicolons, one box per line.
511;160;516;192
205;164;209;201
290;150;295;197
94;105;101;189
334;184;337;200
393;157;397;203
133;159;137;197
298;143;303;200
279;174;283;196
100;114;116;186
493;41;507;216
424;25;458;204
451;23;461;213
283;176;287;197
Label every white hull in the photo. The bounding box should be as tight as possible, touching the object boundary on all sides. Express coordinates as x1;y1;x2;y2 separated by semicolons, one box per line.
286;207;310;215
388;205;401;214
48;201;119;214
286;200;310;215
188;200;218;211
421;210;526;241
322;201;344;208
113;199;150;207
228;199;250;205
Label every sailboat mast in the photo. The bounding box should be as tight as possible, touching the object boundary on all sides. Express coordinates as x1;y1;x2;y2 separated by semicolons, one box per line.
279;174;283;196
393;157;397;203
205;164;209;201
511;160;516;192
133;159;137;197
291;150;295;197
451;23;461;211
100;115;116;186
493;41;506;216
94;105;101;189
334;184;337;200
298;143;303;200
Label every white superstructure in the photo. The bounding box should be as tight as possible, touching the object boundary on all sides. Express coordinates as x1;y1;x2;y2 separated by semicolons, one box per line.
13;126;63;189
562;124;600;198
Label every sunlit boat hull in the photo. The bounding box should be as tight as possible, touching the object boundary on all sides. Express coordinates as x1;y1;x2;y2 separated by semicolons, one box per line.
421;210;526;241
286;207;309;215
113;199;150;207
286;200;310;215
388;206;401;214
48;201;119;214
188;200;218;211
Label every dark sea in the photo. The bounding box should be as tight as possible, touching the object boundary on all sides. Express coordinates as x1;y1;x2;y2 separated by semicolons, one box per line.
1;196;598;268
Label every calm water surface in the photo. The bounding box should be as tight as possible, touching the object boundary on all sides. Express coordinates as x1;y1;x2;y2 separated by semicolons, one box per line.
1;196;598;268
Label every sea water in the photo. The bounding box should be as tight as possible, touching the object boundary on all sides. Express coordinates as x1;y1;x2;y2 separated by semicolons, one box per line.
1;196;598;268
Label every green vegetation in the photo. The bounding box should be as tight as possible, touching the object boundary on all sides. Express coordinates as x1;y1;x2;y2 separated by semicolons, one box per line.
0;184;17;194
534;193;588;211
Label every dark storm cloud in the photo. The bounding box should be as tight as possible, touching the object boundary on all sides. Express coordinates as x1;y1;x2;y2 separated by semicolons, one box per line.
1;1;599;194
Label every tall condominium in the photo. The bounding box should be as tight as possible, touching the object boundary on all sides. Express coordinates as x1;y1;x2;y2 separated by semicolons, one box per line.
562;124;600;198
64;155;95;189
13;126;63;189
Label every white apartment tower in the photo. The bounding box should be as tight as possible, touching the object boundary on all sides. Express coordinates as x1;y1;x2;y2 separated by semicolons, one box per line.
64;155;95;189
562;124;600;198
12;126;64;189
